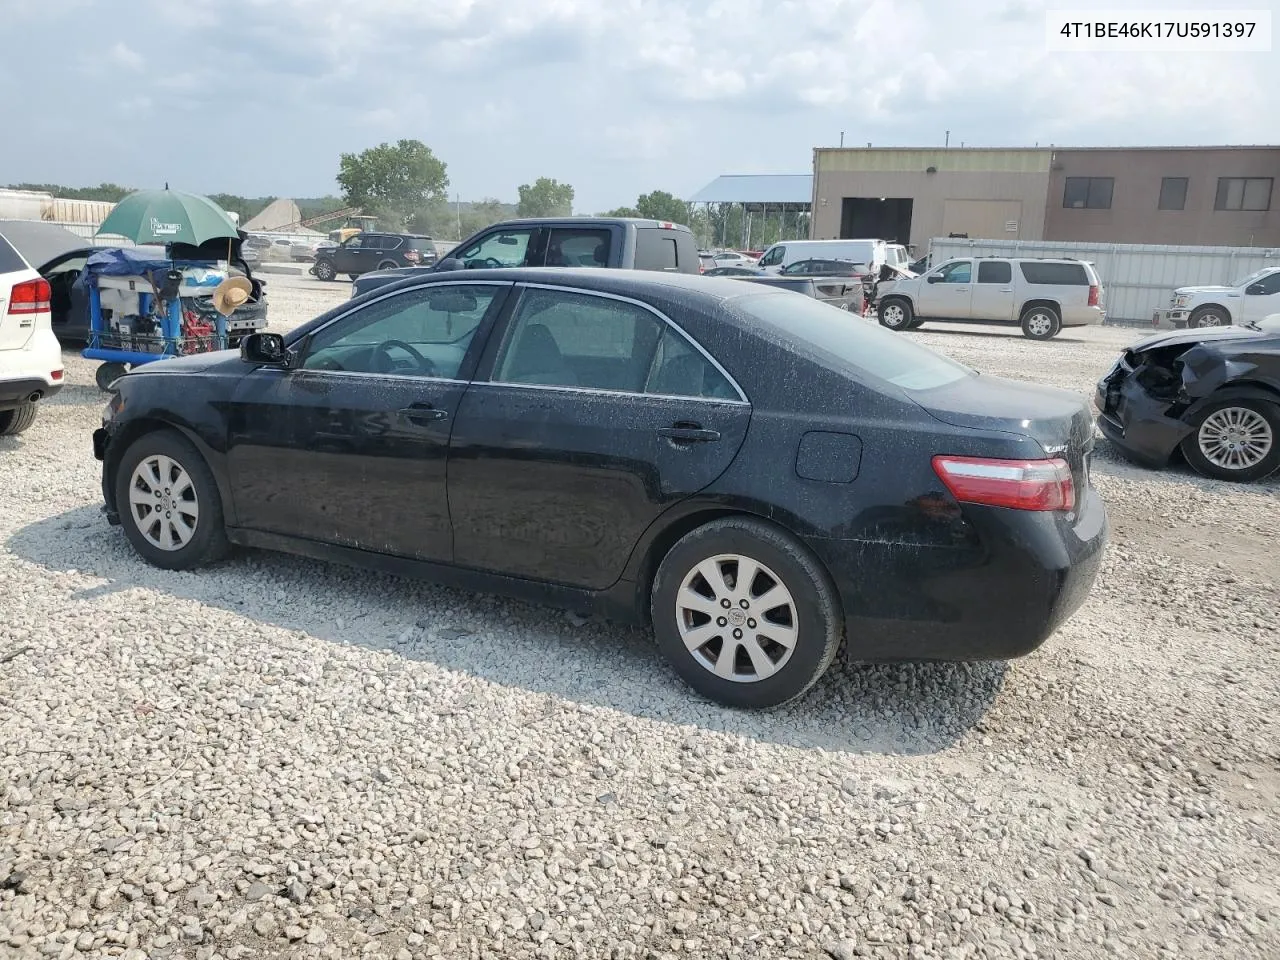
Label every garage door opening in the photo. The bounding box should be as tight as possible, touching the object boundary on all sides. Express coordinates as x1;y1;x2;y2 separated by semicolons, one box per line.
840;198;913;246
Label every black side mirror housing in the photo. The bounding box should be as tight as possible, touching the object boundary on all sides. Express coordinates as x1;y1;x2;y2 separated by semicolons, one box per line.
435;257;465;272
241;332;290;367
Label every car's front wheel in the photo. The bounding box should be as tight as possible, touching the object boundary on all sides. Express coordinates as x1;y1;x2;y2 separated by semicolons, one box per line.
377;260;397;271
650;518;843;709
878;298;913;331
1190;306;1230;328
115;430;230;569
313;259;336;281
0;402;39;436
1180;398;1280;482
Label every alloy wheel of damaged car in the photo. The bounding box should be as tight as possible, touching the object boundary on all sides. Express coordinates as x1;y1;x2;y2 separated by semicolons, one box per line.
314;259;336;281
651;518;842;709
878;299;912;331
116;430;230;569
1180;399;1280;482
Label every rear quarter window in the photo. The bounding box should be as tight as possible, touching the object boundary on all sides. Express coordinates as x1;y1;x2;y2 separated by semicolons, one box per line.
1019;261;1089;285
0;235;27;274
634;229;679;272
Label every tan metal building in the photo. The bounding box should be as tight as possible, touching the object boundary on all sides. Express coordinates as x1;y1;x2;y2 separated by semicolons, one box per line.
810;145;1280;251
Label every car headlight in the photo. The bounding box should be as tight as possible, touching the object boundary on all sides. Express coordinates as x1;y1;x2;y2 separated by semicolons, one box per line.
1173;294;1187;306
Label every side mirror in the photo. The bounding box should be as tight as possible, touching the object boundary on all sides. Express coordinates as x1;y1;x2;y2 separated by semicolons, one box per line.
1246;283;1265;295
435;257;465;272
241;332;290;367
927;273;944;284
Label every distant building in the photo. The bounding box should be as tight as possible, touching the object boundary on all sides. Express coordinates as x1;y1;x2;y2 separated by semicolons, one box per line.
810;146;1280;250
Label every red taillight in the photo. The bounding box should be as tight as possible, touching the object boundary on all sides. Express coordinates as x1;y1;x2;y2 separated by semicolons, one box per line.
932;456;1075;512
1088;284;1100;307
8;278;51;315
404;249;421;263
51;369;63;381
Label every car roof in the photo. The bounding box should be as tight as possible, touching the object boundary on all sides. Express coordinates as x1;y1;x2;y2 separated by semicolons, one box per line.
0;219;93;270
481;217;694;233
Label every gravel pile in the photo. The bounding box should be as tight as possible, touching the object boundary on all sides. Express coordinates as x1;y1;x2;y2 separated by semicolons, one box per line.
2;276;1277;959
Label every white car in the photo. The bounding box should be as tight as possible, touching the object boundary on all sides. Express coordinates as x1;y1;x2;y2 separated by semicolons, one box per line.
1155;266;1280;329
0;226;63;435
708;250;757;269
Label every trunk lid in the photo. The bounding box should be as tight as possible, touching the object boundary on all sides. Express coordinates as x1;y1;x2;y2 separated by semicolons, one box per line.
911;374;1095;493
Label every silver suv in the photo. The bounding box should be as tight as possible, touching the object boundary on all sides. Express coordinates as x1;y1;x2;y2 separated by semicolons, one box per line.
876;257;1105;340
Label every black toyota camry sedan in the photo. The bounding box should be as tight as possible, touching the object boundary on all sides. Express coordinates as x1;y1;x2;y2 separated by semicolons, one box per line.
93;268;1107;709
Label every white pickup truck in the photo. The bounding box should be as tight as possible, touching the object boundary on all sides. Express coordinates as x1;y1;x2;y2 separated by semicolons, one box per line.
1154;266;1280;328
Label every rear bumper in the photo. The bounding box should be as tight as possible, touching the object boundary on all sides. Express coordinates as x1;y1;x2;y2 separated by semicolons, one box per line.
0;376;62;411
807;489;1108;662
1063;305;1105;327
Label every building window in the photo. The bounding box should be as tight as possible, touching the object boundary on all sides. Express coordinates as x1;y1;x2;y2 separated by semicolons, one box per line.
1158;177;1188;211
1215;177;1273;212
1063;177;1114;210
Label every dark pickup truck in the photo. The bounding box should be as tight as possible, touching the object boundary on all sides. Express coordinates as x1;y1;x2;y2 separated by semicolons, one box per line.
734;275;865;314
349;217;699;298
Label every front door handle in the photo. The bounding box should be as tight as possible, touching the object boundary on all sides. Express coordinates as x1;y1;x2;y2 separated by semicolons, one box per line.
399;403;449;424
657;424;720;443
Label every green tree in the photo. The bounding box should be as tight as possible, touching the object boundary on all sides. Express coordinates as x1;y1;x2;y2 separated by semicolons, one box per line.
599;206;640;218
635;190;689;225
517;177;574;218
337;140;449;225
8;182;133;202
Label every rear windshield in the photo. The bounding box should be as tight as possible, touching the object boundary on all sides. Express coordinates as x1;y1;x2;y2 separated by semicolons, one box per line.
733;292;973;391
406;237;437;253
0;234;27;273
1019;261;1088;285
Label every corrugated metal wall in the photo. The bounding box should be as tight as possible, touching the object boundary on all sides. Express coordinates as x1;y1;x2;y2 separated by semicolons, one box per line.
927;238;1280;324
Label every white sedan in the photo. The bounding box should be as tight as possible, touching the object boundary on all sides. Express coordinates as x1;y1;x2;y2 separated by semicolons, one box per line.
709;250;758;269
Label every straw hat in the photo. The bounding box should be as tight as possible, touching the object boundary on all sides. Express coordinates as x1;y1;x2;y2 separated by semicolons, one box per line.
212;276;253;316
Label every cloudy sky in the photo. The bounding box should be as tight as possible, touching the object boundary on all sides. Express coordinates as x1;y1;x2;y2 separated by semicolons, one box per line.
1;0;1275;213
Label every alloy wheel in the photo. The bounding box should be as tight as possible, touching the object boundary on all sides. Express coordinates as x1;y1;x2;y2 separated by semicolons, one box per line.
127;455;200;550
1197;407;1274;471
675;554;798;683
1026;312;1054;337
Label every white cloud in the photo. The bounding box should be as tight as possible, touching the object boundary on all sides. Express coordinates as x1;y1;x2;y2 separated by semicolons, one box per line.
0;0;1275;211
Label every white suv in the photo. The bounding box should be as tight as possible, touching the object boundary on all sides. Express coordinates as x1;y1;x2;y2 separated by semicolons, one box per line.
876;256;1105;340
0;227;63;435
1154;266;1280;329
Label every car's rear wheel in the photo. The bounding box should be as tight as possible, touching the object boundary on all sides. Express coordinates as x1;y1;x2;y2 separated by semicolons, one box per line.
650;518;843;709
1020;305;1062;340
1180;398;1280;482
115;430;230;569
1190;306;1230;328
878;298;913;331
0;402;38;436
313;259;336;281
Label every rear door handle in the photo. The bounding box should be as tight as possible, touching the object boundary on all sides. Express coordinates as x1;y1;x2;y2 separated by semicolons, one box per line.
657;425;720;443
399;403;449;424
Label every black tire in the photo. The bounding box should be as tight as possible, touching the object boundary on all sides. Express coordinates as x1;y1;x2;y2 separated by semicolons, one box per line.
114;429;230;570
878;298;913;331
1020;304;1062;340
96;362;129;393
0;402;38;436
348;274;360;281
377;260;397;271
1179;398;1280;483
650;517;843;709
907;317;926;330
313;259;336;282
1190;305;1230;328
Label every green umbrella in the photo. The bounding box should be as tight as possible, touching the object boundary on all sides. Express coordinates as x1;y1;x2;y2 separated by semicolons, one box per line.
96;188;240;246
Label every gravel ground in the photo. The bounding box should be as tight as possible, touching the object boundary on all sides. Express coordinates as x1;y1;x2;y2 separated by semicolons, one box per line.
2;275;1278;960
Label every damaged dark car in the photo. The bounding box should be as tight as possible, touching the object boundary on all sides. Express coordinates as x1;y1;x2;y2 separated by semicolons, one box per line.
1095;325;1280;482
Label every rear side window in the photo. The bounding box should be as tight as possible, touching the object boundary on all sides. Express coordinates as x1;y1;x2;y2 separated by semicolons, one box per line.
546;228;611;267
644;327;740;401
634;229;679;272
1019;261;1089;285
380;236;403;250
0;234;28;273
977;261;1012;283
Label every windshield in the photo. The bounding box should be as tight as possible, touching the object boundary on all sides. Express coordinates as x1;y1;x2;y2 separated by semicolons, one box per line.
1231;268;1273;288
733;292;974;391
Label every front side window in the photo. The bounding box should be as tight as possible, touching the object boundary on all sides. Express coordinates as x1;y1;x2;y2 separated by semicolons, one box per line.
1063;177;1114;209
1249;271;1280;295
977;261;1012;284
494;289;666;392
457;229;536;268
546;228;611;267
759;246;785;267
937;261;972;283
301;285;499;379
342;235;365;249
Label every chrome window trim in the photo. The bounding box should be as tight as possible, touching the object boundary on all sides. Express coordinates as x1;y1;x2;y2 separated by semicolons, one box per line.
486;281;750;404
